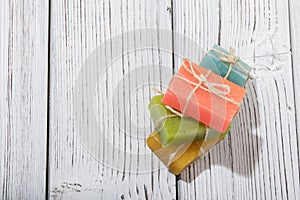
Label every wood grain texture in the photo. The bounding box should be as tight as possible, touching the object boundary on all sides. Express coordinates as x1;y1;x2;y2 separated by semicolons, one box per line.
173;0;300;199
1;0;299;199
49;0;176;199
289;0;300;175
0;0;49;199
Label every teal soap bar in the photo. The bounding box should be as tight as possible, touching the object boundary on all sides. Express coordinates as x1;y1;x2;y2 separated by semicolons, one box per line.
148;95;230;147
200;44;252;87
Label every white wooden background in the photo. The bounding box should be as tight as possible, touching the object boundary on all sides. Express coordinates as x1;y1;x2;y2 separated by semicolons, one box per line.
0;0;300;199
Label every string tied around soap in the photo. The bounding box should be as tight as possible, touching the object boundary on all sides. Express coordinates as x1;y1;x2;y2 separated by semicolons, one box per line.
219;48;239;79
209;47;252;80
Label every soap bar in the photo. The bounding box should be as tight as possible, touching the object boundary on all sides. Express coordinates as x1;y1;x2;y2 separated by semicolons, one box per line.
146;131;228;175
162;59;246;133
200;44;252;87
149;95;204;147
149;95;228;147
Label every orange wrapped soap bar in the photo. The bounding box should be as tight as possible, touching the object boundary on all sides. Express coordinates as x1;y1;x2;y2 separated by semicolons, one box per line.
162;59;246;133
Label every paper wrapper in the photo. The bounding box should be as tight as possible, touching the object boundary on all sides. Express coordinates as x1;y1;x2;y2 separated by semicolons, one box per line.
147;130;228;175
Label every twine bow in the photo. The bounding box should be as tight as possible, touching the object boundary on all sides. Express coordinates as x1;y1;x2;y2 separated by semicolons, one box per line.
219;48;239;79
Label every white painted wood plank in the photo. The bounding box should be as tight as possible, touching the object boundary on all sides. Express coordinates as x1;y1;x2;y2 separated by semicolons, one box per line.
173;0;291;60
289;0;300;181
0;0;49;199
173;0;300;199
49;0;176;199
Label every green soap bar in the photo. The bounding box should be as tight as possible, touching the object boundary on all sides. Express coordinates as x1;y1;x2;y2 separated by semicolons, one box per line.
148;95;230;147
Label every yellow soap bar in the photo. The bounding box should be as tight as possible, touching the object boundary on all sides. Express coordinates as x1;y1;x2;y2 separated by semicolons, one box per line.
146;131;226;175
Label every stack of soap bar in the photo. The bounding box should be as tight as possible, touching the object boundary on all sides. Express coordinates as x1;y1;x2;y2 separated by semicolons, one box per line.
146;46;251;175
200;44;252;87
162;59;246;133
146;130;228;175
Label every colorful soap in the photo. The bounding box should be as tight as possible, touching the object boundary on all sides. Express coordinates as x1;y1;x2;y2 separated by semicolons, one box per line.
200;45;252;87
149;95;228;147
146;131;228;175
162;59;246;133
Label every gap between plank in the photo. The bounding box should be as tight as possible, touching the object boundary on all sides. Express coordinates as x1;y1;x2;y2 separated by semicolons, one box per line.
170;0;180;199
287;0;300;186
46;0;52;199
169;0;181;199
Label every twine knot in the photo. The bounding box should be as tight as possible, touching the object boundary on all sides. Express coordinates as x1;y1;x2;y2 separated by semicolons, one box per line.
218;48;240;79
219;48;239;64
196;73;231;97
